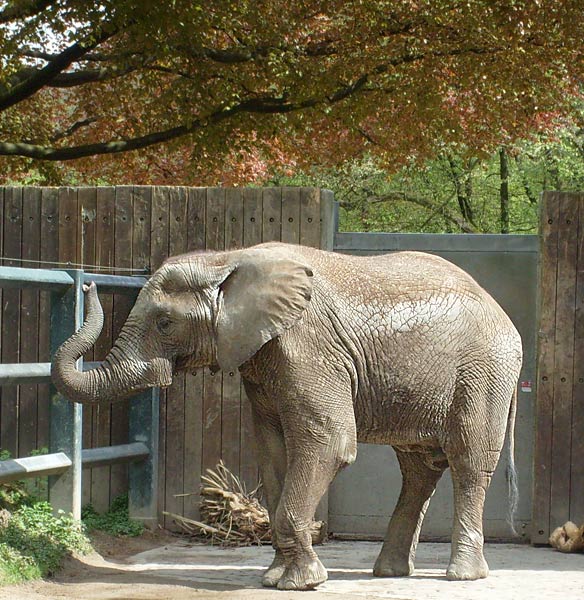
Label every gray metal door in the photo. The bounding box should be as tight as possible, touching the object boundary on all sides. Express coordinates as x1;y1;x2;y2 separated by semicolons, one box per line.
330;233;538;541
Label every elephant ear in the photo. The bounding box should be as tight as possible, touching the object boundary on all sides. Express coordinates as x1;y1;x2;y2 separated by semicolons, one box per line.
215;255;313;371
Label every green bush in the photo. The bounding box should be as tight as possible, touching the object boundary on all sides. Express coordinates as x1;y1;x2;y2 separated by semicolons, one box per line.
82;495;143;537
0;502;91;585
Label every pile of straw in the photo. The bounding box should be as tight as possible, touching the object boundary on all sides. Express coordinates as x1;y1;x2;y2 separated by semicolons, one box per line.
165;461;326;546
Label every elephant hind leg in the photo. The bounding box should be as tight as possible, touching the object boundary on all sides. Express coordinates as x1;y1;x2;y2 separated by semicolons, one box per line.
374;449;447;577
444;376;514;581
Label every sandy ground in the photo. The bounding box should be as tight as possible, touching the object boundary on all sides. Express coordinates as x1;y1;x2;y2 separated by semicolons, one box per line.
1;536;583;600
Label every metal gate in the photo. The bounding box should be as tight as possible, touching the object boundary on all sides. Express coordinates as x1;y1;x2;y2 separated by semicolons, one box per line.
330;232;538;541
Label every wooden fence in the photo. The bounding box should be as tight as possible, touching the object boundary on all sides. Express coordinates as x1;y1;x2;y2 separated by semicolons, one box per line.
533;191;584;544
0;186;334;527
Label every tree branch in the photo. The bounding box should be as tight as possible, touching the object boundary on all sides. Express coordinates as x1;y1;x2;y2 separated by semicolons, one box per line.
50;117;101;142
0;0;53;24
0;43;510;161
10;65;138;88
369;192;478;233
0;24;121;111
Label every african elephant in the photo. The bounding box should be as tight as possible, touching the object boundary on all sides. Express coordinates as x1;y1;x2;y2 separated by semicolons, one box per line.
52;242;522;590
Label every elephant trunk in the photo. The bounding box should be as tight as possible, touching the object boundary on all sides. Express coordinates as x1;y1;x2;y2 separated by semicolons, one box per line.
51;282;172;404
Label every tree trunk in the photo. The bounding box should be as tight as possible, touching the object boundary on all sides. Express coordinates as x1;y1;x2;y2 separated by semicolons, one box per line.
499;147;510;234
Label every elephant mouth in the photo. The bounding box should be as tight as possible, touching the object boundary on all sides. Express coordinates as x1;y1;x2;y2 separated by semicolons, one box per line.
144;357;173;389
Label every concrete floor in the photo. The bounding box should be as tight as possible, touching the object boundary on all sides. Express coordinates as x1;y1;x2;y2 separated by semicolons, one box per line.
3;540;584;599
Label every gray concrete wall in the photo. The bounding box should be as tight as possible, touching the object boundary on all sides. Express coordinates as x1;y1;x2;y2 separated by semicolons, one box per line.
330;232;538;541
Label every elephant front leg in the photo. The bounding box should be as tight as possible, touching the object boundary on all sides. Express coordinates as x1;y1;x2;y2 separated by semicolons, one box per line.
374;449;446;577
275;423;357;590
250;411;288;588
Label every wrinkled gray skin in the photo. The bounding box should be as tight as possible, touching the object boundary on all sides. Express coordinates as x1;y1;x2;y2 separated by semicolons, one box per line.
52;243;522;590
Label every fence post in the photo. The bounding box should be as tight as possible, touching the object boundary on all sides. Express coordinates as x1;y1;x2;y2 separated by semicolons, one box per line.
320;189;336;251
128;388;159;528
49;269;84;519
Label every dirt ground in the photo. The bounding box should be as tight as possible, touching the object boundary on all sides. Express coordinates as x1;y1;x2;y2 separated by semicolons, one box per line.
1;534;583;600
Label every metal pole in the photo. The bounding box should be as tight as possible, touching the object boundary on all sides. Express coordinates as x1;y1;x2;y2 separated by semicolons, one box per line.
49;269;84;520
128;388;159;528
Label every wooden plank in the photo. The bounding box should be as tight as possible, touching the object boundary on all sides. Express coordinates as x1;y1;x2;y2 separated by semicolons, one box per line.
262;187;282;242
223;188;243;477
0;189;3;416
549;193;579;531
132;186;152;275
165;187;188;525
240;188;262;489
183;187;206;520
19;188;41;458
203;188;225;479
300;187;321;248
281;187;301;245
532;191;560;543
150;186;170;525
110;186;133;502
187;188;206;252
91;187;115;513
79;187;97;506
37;188;59;454
58;187;79;265
570;193;584;523
225;188;244;251
1;187;23;457
320;189;335;251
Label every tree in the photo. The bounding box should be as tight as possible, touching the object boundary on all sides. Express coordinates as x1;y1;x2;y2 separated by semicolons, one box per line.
0;0;583;181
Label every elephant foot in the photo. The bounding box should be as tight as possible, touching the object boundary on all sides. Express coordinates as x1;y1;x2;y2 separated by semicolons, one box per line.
446;554;489;581
373;554;413;578
262;552;286;588
277;555;327;590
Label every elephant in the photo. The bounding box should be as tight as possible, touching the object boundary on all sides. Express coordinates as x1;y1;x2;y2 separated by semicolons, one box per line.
52;242;522;590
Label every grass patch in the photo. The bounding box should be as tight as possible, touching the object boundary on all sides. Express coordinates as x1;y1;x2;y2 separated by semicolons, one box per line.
82;495;144;537
0;450;144;586
0;502;91;585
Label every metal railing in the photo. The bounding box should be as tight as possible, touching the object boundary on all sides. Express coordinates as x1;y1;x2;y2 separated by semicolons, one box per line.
0;266;158;526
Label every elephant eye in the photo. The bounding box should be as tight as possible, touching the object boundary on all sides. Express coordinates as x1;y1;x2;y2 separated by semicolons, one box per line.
157;316;172;333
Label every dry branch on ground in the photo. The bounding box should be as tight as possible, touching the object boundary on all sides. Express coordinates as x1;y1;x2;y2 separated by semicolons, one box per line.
164;461;326;547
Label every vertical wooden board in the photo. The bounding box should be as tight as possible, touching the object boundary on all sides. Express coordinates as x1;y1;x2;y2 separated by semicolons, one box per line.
0;189;3;370
132;187;152;274
183;188;206;520
262;187;282;242
37;188;59;452
300;188;321;248
79;187;97;505
203;189;225;478
320;189;335;251
91;187;115;513
243;188;262;247
19;188;41;458
110;186;133;502
187;188;206;251
222;189;244;477
150;186;170;271
533;191;560;543
550;193;579;530
281;187;301;245
165;188;188;524
225;188;244;250
571;194;584;523
240;188;262;488
58;187;79;265
1;187;23;456
150;187;170;524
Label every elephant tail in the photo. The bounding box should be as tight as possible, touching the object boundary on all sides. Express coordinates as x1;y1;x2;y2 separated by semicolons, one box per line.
505;386;519;537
